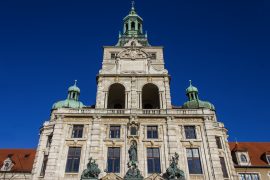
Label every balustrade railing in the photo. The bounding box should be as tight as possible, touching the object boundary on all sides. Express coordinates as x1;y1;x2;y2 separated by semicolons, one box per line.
56;107;212;116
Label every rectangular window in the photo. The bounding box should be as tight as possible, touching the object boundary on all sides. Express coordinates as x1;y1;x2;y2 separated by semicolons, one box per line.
107;147;120;173
239;173;260;180
184;126;196;139
110;126;121;138
130;126;137;135
40;155;48;176
186;148;203;174
65;147;81;173
147;126;158;139
147;148;161;173
46;134;53;148
71;125;84;138
111;53;117;59
215;136;222;149
220;157;229;178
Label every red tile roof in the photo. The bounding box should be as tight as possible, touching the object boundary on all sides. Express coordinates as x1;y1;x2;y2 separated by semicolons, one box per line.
0;149;36;172
229;142;270;167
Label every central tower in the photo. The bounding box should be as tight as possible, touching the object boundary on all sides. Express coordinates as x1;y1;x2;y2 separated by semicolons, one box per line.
96;3;171;111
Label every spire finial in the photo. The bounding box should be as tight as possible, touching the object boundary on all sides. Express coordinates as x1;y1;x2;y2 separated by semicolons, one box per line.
131;1;135;10
189;80;192;86
74;80;77;86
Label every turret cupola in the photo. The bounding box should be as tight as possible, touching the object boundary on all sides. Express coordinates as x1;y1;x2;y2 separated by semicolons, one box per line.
52;80;85;109
116;1;149;46
186;80;199;101
183;80;215;111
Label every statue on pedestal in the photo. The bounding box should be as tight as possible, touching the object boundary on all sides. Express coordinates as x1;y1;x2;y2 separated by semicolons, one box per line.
165;153;185;180
128;141;137;162
124;141;143;180
81;157;101;180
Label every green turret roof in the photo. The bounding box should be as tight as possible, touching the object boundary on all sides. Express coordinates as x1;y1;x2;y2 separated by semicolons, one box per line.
52;80;85;109
68;80;80;93
186;80;198;93
183;80;215;111
116;1;149;46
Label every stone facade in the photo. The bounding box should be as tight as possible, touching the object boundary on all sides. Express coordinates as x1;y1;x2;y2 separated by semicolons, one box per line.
31;4;238;180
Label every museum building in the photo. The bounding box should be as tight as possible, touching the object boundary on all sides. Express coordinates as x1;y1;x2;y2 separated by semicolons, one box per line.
2;3;257;180
30;3;239;180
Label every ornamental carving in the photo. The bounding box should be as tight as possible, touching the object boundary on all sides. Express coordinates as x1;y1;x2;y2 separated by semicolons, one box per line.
118;48;148;60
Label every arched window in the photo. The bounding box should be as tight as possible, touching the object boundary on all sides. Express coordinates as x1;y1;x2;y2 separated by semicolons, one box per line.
142;83;160;109
107;83;125;109
240;154;247;163
131;21;135;30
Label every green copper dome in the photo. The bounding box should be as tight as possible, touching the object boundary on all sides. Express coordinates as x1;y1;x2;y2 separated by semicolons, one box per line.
183;100;215;111
68;84;80;93
186;82;198;93
52;80;85;109
183;80;215;111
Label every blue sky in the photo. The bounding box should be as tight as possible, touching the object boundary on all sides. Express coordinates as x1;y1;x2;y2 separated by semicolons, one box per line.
0;0;269;148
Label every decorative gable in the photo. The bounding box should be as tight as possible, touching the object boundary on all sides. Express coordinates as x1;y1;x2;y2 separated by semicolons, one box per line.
144;173;165;180
100;173;123;180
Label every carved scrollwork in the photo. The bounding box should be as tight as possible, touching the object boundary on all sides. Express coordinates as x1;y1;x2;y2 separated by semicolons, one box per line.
118;48;148;60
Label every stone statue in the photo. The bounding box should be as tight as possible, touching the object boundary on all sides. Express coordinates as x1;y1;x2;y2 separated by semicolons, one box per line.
128;141;137;162
165;153;185;180
81;157;101;180
124;161;143;180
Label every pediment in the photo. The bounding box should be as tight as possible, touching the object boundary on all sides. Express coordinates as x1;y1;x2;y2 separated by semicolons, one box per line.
144;173;165;180
100;173;123;180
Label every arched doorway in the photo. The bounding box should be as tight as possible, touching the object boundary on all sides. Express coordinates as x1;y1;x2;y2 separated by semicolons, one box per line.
107;83;125;109
142;83;160;109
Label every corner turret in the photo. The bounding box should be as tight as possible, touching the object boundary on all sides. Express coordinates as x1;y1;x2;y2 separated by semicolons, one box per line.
183;80;215;111
52;80;85;109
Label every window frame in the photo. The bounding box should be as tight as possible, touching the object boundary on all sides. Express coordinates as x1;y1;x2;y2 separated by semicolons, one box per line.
220;156;229;178
184;126;197;139
40;155;48;177
147;147;161;174
215;136;222;149
65;147;81;173
186;148;203;175
109;125;121;139
107;147;121;173
71;125;84;138
147;126;158;139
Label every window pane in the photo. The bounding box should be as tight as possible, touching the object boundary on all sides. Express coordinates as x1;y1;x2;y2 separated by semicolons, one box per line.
185;126;196;139
154;158;161;173
72;125;83;138
215;136;222;149
40;155;48;176
147;159;153;173
147;126;158;139
107;147;120;173
186;148;203;174
110;126;120;138
131;127;137;135
220;157;229;178
147;148;160;173
65;147;81;172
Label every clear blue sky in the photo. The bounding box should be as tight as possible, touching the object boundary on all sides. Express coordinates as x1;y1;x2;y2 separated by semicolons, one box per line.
0;0;269;148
